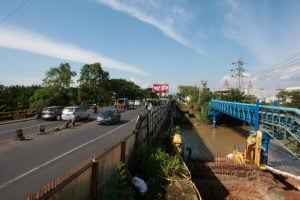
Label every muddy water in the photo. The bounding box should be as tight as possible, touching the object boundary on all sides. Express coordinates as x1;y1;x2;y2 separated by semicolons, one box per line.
182;125;250;158
182;124;300;176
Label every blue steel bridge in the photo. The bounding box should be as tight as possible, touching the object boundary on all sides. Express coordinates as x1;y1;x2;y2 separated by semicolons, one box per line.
209;99;300;160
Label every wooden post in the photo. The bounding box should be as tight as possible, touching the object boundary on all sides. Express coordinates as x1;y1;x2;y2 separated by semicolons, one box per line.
120;140;126;163
90;160;99;200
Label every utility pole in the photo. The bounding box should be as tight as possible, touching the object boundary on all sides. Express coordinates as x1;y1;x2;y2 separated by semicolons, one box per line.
231;57;246;91
198;80;207;104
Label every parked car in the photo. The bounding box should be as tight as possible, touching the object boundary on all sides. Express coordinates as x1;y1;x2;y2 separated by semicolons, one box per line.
97;109;121;125
61;106;90;121
41;106;64;120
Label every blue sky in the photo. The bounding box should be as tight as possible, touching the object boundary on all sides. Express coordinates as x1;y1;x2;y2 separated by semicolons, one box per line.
0;0;299;93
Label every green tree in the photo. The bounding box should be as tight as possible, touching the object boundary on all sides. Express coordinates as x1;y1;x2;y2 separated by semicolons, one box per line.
177;85;199;109
78;63;111;104
30;63;76;109
29;87;62;109
0;85;41;111
276;90;300;108
110;79;145;100
142;87;159;99
214;89;256;103
43;63;76;88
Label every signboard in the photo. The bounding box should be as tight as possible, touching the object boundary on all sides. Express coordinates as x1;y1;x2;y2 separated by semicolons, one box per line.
152;83;169;93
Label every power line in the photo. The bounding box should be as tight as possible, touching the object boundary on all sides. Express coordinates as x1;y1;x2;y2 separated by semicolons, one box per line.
251;52;300;80
0;0;30;24
252;59;300;82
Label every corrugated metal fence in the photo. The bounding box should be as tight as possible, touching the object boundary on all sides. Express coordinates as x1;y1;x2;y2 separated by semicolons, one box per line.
26;104;170;200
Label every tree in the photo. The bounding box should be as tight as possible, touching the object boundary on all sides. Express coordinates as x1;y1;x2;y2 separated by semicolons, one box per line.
30;87;62;109
177;85;200;109
142;88;158;99
276;90;300;108
214;89;256;104
43;63;76;89
0;85;41;111
78;63;111;104
109;79;144;100
30;63;76;108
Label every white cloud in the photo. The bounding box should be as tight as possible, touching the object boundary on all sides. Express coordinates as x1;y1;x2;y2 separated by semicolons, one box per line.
129;77;150;89
96;0;204;54
0;25;146;75
219;75;234;90
223;0;300;87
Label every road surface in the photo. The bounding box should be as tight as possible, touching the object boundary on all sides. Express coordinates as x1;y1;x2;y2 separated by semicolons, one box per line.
0;106;144;200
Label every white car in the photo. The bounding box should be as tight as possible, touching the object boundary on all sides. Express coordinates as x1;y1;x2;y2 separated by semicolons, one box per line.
61;106;90;121
134;100;141;106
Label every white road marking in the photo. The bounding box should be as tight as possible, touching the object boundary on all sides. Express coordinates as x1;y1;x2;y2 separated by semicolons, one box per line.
0;119;135;190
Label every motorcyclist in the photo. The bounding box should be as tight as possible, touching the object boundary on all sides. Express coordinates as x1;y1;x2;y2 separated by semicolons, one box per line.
93;104;97;114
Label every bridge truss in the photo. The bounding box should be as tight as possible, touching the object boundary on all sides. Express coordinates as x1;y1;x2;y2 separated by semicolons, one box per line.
209;99;300;159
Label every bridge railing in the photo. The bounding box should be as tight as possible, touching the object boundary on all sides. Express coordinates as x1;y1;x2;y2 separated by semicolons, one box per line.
210;99;300;158
209;100;258;127
259;105;300;158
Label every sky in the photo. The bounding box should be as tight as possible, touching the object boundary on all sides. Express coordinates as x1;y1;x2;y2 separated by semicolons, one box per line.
0;0;300;93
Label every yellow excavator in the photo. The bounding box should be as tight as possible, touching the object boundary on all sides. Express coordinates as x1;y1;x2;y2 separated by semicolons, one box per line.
232;130;268;169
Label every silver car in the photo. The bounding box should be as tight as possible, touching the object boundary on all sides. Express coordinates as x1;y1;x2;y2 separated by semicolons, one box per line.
41;106;63;120
97;109;121;125
61;106;90;121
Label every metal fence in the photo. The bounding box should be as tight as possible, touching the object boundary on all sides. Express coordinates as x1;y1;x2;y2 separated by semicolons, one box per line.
26;104;170;200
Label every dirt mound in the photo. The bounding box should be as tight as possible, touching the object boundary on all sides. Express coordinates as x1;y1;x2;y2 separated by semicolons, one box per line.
189;158;300;200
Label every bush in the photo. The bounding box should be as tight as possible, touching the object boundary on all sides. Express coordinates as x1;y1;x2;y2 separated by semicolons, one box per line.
102;163;135;200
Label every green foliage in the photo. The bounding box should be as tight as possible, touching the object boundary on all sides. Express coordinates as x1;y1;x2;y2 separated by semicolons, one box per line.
29;63;77;109
110;79;146;100
276;90;300;109
0;85;41;111
29;86;62;109
142;88;158;99
134;145;182;182
102;163;135;200
213;89;257;103
78;63;111;104
43;63;76;88
177;85;199;100
0;62;157;112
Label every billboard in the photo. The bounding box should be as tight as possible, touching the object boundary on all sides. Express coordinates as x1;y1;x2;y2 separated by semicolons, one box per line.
152;83;169;93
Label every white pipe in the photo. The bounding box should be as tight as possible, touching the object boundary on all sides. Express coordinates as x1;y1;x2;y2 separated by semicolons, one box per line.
266;165;300;190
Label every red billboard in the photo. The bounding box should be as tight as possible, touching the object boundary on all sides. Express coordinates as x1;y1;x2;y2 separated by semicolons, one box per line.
152;83;169;93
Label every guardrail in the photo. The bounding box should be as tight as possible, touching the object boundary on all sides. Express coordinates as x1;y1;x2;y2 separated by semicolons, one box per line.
0;109;40;121
26;104;170;200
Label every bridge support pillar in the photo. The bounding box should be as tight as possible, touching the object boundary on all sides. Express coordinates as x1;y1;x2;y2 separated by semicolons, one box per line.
261;132;271;165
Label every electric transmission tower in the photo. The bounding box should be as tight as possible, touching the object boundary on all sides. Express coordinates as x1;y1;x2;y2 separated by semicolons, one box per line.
231;57;246;91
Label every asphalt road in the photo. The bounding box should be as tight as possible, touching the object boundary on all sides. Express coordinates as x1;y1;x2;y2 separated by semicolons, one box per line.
0;106;115;142
0;106;144;200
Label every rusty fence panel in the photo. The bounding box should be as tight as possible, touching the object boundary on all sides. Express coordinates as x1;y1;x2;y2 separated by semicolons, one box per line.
26;104;170;200
26;161;93;200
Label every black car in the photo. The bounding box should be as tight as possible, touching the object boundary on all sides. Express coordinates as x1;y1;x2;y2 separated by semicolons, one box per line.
41;106;64;120
97;109;121;125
